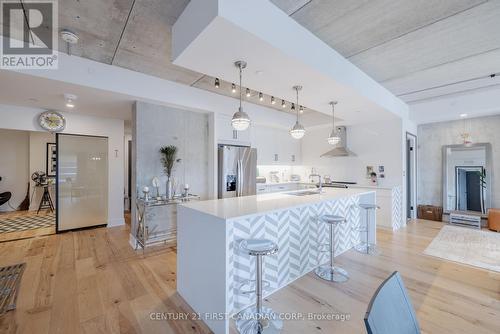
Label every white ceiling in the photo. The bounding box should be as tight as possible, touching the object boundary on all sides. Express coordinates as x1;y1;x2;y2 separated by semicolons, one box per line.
172;0;405;126
0;71;134;120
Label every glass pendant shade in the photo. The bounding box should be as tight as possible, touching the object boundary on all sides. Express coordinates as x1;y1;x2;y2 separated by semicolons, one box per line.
232;107;250;131
327;129;341;145
290;121;305;139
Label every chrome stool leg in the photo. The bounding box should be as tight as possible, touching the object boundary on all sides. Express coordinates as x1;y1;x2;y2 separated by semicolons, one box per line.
314;216;349;283
236;239;283;334
355;205;381;255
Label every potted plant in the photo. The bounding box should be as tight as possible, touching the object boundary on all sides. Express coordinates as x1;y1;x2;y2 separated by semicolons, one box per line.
160;145;179;199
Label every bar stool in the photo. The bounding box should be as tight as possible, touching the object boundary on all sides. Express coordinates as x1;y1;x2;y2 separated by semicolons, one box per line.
355;203;380;255
315;214;349;282
236;238;283;334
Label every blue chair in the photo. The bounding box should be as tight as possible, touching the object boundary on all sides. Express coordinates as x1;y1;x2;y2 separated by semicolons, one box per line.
364;271;420;334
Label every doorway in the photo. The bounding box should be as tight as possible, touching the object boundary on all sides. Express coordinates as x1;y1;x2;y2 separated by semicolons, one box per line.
406;132;417;219
455;166;484;213
0;129;56;242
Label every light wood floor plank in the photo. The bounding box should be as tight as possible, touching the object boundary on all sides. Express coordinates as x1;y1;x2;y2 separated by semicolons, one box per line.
0;218;498;334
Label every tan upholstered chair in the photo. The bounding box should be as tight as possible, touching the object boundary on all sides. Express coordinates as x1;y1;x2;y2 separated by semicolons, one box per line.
488;209;500;232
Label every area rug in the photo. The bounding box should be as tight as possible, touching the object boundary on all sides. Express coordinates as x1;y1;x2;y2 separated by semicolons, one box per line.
0;213;55;233
0;263;26;314
424;225;500;272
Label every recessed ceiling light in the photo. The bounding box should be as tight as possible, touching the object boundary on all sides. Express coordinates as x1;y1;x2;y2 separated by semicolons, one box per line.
64;93;77;109
459;113;468;118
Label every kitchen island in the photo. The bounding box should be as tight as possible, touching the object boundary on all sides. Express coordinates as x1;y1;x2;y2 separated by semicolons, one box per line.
177;188;376;334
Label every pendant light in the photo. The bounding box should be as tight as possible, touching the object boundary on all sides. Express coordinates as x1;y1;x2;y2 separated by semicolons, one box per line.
289;85;306;139
231;61;251;131
327;101;341;145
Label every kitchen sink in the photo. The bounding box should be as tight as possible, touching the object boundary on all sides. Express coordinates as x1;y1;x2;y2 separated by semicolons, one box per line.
285;190;321;196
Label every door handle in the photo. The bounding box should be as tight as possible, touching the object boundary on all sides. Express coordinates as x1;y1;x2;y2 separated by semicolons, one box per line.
236;160;241;197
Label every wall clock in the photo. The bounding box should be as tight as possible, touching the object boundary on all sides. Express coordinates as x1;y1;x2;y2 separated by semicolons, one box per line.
38;111;66;132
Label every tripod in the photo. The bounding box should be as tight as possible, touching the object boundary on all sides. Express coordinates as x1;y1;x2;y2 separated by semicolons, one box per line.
37;185;54;214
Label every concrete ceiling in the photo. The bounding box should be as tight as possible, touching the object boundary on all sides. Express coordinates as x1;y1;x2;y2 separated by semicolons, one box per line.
271;0;500;103
1;0;499;118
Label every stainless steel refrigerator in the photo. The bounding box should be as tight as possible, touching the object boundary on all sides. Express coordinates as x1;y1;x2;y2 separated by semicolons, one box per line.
218;145;257;198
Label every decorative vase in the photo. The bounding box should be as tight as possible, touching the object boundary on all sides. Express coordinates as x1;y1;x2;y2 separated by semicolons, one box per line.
166;177;173;199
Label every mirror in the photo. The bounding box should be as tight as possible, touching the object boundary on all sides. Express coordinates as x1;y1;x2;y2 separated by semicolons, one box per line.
442;143;491;214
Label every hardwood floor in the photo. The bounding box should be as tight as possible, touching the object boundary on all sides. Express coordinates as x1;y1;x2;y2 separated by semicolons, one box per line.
0;219;498;334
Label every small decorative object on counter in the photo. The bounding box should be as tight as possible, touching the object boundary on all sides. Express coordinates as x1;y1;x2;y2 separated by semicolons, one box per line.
370;172;378;186
183;184;190;197
160;145;180;199
151;177;161;199
142;186;150;201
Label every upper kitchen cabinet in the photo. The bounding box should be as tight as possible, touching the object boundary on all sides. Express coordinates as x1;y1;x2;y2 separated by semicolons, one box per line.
252;124;301;165
216;113;251;145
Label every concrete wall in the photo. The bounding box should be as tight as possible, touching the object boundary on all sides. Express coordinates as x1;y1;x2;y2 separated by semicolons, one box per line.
417;115;500;208
0;129;29;211
0;104;125;226
131;101;211;237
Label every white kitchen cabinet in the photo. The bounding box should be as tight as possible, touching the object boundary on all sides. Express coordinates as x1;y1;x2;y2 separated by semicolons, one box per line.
252;124;301;165
256;182;305;194
256;184;268;194
216;114;251;145
252;125;275;164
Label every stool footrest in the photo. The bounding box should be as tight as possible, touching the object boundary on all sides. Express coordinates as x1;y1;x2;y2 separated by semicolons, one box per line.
236;279;271;295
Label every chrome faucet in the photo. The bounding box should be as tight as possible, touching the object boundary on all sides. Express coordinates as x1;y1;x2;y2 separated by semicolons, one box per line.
309;173;322;193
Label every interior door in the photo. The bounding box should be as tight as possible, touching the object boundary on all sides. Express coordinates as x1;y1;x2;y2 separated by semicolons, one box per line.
57;134;108;232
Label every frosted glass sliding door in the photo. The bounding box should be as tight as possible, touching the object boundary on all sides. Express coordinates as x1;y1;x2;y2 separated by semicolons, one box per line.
57;134;108;231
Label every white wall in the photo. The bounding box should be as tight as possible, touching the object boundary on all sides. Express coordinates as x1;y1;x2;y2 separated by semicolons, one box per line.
418;115;500;209
28;131;56;211
0;129;29;211
300;118;403;188
0;104;125;226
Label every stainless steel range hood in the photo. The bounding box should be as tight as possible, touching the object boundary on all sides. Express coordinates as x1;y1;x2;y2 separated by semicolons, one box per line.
321;126;357;157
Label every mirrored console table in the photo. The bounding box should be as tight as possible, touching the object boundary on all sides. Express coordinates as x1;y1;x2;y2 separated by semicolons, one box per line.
135;194;200;250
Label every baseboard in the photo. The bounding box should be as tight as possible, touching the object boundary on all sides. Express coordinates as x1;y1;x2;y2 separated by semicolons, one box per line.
129;233;138;249
107;217;125;227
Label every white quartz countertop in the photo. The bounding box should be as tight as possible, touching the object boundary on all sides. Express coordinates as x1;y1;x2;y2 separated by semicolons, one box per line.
180;188;375;220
